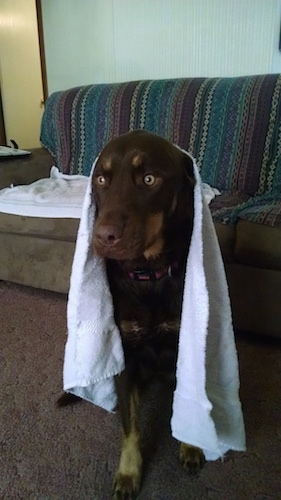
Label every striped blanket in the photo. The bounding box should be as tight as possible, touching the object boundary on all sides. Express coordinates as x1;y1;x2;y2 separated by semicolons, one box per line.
41;75;281;228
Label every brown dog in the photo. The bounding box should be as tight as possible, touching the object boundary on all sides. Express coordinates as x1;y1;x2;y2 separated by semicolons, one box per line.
91;130;205;498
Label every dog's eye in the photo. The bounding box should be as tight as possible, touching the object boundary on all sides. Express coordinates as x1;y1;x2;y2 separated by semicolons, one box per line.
96;175;106;186
143;174;156;186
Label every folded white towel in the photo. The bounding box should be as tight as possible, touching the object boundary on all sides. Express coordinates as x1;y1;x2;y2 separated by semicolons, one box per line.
63;152;246;460
0;166;88;218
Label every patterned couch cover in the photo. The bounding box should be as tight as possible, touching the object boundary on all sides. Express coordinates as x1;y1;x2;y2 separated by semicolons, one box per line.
41;75;281;229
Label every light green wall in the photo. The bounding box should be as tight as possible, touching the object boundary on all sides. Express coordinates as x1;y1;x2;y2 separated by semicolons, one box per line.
41;0;281;95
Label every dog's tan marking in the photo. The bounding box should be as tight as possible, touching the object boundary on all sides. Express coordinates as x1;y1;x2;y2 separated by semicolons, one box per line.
131;153;144;168
143;238;164;259
102;157;112;171
170;194;178;214
180;443;205;473
113;389;142;498
144;212;164;259
157;321;180;333
146;212;164;238
120;320;142;336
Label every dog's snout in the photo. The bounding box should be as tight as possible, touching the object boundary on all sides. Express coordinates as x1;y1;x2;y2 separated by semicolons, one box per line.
95;224;123;246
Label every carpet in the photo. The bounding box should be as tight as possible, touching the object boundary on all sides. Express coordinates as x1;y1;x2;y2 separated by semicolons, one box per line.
1;281;280;499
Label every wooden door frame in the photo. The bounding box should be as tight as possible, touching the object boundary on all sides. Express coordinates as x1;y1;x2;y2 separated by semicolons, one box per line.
0;89;7;145
36;0;48;103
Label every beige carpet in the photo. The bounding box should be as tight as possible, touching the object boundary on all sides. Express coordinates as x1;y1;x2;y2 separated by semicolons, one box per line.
1;281;280;499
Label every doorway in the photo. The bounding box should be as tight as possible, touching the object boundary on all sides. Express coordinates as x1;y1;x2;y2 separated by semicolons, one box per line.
0;0;46;149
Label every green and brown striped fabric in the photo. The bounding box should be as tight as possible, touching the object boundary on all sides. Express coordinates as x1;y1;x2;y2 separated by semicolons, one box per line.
41;74;281;227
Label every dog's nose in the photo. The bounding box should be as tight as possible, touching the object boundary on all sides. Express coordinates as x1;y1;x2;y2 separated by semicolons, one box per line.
95;224;123;246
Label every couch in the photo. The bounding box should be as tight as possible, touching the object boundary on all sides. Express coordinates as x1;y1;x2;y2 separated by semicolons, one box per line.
0;75;280;338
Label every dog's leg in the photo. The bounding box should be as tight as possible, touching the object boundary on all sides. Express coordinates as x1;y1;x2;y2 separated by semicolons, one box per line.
179;442;205;473
113;369;142;499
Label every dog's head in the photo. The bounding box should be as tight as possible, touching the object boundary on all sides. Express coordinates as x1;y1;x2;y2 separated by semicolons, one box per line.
92;130;195;261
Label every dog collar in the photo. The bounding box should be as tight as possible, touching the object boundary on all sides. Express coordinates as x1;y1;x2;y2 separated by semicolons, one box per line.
128;262;179;281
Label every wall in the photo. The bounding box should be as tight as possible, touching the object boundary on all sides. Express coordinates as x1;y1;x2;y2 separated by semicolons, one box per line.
273;0;281;72
41;0;281;95
0;0;44;148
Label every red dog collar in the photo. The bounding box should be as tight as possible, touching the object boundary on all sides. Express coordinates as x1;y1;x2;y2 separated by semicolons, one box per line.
128;262;179;281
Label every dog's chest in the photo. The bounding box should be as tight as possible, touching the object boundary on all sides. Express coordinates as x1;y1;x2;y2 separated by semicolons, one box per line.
117;276;183;345
106;257;186;345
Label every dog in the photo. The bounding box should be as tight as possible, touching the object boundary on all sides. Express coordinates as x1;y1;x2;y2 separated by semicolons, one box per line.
92;130;205;498
59;130;205;498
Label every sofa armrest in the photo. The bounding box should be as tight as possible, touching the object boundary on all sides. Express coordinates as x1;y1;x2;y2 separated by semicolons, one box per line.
0;148;54;190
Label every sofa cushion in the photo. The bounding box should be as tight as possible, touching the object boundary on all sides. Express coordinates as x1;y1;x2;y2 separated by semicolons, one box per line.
0;213;79;242
214;222;235;263
234;220;281;271
211;192;281;270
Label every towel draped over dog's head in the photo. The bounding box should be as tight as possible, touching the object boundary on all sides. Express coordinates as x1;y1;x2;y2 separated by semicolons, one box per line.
63;129;246;462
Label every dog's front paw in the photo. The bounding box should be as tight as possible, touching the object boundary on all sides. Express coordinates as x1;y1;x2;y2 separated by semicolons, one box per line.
180;443;205;474
113;470;141;499
113;437;142;500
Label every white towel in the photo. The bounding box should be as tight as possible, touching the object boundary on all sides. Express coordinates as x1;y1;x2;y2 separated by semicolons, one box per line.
0;166;88;218
63;152;246;460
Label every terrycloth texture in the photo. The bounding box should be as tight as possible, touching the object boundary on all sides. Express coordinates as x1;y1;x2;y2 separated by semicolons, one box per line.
63;153;246;460
64;157;125;411
0;167;88;218
171;158;245;458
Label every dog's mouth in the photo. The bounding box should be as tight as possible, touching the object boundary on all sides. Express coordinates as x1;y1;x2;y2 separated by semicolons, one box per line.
93;212;164;261
93;236;163;261
93;227;146;260
93;214;163;260
94;241;141;260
